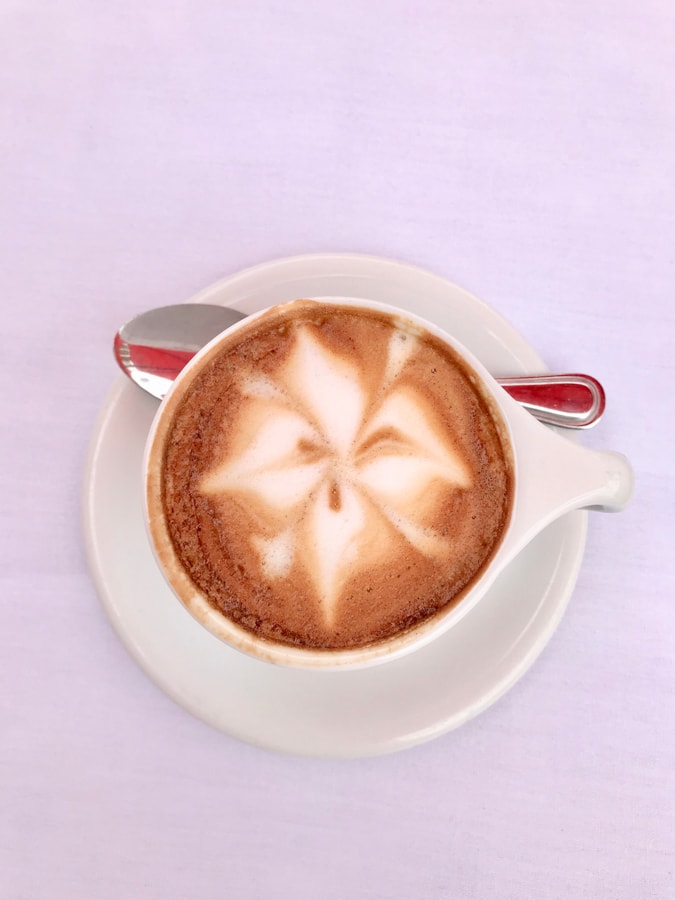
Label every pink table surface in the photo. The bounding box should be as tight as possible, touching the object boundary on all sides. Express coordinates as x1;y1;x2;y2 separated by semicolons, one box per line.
2;2;673;898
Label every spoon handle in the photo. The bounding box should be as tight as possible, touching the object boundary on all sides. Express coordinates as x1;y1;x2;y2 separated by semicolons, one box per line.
496;373;605;429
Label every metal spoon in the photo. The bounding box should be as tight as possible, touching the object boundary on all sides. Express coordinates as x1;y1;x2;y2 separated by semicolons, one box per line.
114;303;605;428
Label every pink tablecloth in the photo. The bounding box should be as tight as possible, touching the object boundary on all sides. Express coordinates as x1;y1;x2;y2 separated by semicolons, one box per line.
2;2;673;897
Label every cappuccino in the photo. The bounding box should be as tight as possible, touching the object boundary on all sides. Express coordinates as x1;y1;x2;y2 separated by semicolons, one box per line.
147;300;513;653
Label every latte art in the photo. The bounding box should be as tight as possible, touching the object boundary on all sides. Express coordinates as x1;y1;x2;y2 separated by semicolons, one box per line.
200;325;472;627
151;301;513;651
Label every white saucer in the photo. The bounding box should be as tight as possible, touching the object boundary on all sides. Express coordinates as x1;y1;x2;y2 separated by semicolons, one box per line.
83;253;587;758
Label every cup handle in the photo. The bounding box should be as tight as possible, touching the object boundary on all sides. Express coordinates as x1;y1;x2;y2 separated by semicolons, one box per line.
503;409;634;561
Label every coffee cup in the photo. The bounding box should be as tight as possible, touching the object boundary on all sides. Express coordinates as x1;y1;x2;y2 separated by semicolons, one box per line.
144;297;633;669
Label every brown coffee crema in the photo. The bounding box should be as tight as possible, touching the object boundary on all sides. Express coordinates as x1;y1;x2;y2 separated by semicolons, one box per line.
153;301;513;651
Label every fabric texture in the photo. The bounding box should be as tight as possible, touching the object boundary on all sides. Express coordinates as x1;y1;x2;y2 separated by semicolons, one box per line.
1;2;673;898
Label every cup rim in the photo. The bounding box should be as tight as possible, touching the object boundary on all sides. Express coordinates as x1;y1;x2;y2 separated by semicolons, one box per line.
143;296;518;669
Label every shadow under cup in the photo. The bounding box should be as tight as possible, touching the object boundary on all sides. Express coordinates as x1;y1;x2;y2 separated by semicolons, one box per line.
143;297;633;669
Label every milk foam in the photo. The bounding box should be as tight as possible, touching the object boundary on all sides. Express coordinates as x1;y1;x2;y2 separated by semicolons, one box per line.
200;320;474;626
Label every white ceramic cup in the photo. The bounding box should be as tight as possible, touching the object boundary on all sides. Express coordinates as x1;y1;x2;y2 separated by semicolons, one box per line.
144;297;633;669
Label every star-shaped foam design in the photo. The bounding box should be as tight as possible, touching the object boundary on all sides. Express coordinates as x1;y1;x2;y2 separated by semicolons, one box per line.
200;326;472;627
